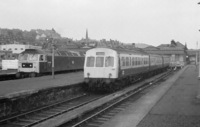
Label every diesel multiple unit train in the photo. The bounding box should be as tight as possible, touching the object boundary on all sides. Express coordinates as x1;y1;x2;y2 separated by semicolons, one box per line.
16;49;85;78
84;47;170;91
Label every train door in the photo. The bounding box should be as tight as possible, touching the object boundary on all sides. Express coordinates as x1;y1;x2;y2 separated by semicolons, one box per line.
39;54;48;73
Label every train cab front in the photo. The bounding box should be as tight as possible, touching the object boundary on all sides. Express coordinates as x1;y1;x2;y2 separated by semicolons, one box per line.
16;49;47;78
16;53;39;78
84;48;119;91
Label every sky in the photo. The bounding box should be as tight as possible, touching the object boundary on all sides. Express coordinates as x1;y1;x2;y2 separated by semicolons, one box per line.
0;0;200;49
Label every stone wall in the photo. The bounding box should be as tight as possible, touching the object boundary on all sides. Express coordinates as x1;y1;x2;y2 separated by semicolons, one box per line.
0;83;84;120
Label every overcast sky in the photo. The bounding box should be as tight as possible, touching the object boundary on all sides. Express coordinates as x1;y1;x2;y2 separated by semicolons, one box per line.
1;0;200;49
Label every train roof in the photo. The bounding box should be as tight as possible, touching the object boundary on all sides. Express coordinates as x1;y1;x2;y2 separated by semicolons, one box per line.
91;47;148;55
20;49;86;57
88;47;170;58
20;49;45;54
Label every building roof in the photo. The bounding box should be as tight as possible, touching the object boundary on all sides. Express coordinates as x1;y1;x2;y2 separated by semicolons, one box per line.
144;49;185;55
187;50;198;55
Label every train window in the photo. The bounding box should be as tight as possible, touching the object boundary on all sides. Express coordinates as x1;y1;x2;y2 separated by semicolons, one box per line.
126;57;129;66
105;56;114;67
121;57;126;66
40;55;44;61
96;57;104;67
29;54;38;61
135;57;137;66
137;57;139;65
86;56;95;67
132;57;134;66
146;58;148;64
139;58;141;65
19;54;26;60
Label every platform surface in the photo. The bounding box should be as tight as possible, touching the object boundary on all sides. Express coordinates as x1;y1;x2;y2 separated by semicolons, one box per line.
101;65;200;127
0;71;84;98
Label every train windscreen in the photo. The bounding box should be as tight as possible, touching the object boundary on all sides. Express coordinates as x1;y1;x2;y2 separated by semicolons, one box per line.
19;54;39;61
96;57;104;67
86;56;95;67
105;56;114;67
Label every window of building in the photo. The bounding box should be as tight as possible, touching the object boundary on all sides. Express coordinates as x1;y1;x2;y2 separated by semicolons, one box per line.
15;48;17;50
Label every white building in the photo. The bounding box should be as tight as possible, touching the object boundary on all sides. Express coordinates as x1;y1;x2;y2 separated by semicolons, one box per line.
0;44;42;54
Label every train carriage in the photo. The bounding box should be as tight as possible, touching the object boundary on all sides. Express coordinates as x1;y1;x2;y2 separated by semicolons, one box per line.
16;49;85;78
84;47;170;92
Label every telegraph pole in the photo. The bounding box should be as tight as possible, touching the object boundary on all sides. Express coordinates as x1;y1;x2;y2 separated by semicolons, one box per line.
47;37;55;79
198;48;200;79
196;2;200;99
196;42;198;67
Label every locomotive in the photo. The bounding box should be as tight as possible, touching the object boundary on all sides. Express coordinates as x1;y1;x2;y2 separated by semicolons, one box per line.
16;49;85;78
84;47;170;92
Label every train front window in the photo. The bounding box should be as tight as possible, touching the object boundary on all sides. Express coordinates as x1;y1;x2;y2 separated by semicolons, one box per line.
96;57;104;67
28;54;38;61
105;56;114;67
86;56;95;67
19;54;28;61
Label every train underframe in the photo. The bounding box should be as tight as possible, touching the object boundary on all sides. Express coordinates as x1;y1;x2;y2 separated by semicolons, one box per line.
16;72;39;78
84;66;169;93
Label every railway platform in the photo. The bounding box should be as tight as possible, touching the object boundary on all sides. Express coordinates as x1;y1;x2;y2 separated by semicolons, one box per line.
101;64;200;127
0;69;17;76
0;71;84;98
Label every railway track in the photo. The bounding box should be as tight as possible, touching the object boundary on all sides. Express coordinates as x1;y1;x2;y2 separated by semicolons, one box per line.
61;70;174;127
0;93;106;127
